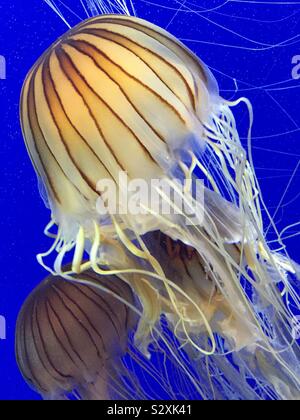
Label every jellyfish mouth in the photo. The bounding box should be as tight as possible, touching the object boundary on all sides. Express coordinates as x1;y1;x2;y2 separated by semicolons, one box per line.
138;231;233;335
149;232;226;324
37;211;253;354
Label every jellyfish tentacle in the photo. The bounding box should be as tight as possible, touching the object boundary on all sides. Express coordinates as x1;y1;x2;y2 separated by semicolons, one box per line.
72;226;86;273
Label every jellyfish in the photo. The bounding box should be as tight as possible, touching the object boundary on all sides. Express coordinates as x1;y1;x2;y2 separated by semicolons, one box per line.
15;266;136;400
20;14;300;399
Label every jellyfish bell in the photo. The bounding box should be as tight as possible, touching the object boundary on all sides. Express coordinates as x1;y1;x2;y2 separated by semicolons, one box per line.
20;14;300;399
15;267;136;400
20;13;246;299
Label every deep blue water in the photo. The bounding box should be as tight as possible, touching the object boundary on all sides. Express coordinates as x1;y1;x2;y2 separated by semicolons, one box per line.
0;0;299;400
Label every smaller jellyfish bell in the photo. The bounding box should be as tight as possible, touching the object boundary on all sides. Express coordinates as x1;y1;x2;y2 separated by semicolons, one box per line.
15;268;135;400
